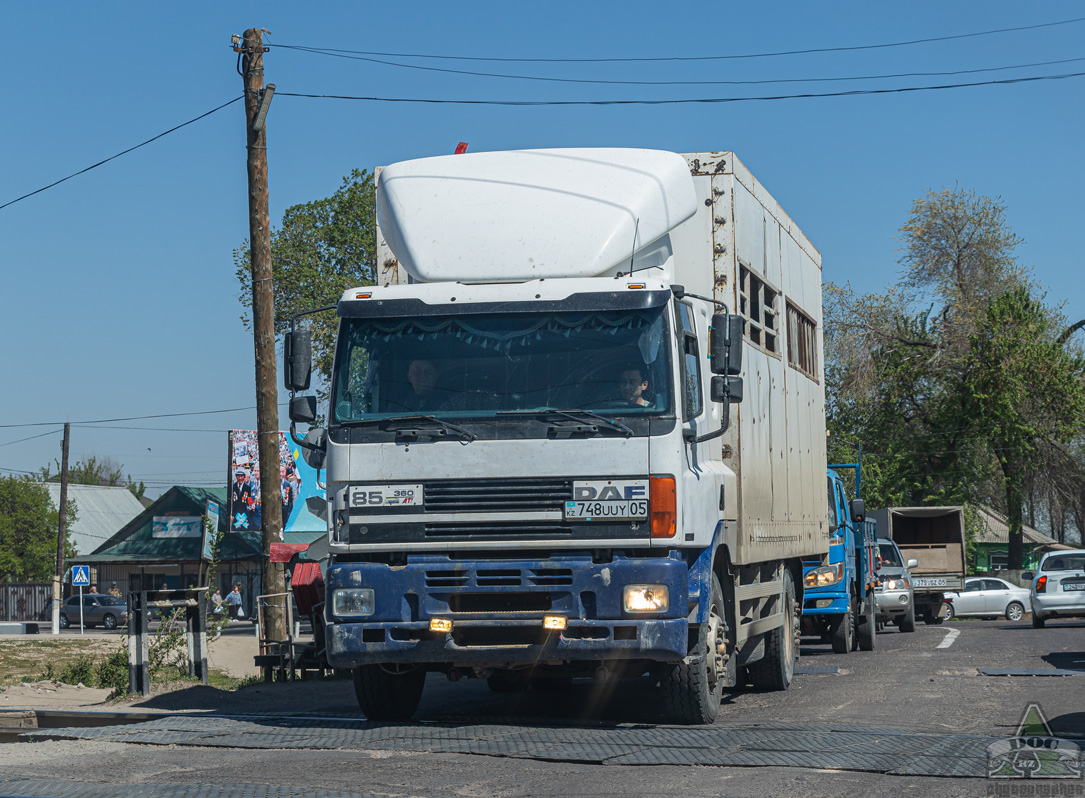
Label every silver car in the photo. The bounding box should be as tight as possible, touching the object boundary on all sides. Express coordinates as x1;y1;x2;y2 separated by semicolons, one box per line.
874;539;918;632
1029;549;1085;628
943;577;1031;621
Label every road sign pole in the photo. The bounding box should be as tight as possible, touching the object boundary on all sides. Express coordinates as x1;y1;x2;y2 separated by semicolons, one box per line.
79;585;84;634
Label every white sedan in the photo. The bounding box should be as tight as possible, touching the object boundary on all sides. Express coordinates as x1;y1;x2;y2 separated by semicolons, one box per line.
943;577;1031;621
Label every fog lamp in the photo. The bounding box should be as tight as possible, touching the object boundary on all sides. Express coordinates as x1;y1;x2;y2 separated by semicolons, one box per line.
543;615;567;631
429;618;453;633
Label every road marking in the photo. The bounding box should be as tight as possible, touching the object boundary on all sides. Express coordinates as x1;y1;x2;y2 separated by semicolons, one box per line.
937;628;960;649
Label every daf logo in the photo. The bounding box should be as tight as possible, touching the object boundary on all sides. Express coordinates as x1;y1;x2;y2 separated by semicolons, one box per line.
574;485;647;501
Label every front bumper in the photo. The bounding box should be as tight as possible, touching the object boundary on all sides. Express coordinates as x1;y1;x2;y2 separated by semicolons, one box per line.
801;589;849;616
324;553;691;668
875;590;911;618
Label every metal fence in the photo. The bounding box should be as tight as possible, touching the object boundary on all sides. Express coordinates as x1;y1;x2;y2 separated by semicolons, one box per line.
0;583;51;622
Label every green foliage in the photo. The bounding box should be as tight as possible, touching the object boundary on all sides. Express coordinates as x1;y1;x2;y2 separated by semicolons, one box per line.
0;476;76;582
96;645;130;698
234;168;377;403
826;188;1085;566
37;454;145;501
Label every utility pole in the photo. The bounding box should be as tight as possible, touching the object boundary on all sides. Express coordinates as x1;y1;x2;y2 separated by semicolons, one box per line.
238;27;286;644
52;422;70;635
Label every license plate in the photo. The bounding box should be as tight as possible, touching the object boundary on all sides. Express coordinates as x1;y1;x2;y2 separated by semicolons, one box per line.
565;499;648;521
913;578;947;588
1063;582;1085;592
348;484;423;509
566;480;649;522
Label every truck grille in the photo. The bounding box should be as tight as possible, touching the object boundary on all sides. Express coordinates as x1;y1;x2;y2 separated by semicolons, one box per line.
424;566;574;589
425;522;573;539
424;478;572;513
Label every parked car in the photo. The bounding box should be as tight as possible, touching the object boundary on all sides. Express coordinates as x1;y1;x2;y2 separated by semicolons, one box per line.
39;593;129;630
943;577;1031;621
874;538;918;632
1028;549;1085;628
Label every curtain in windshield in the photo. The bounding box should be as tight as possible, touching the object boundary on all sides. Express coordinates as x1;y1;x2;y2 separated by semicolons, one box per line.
333;308;671;421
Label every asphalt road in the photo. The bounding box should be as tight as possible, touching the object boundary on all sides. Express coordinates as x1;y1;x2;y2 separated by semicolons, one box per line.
3;616;1083;798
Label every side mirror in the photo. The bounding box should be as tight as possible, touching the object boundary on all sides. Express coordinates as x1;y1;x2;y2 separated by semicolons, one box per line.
710;313;744;376
710;375;743;404
284;330;313;391
849;499;865;523
906;558;919;569
289;395;317;424
301;428;327;470
1021;571;1034;581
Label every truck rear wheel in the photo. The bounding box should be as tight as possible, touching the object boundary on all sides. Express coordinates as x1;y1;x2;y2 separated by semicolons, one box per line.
747;568;797;691
353;665;426;721
856;591;876;651
661;573;727;724
830;604;853;654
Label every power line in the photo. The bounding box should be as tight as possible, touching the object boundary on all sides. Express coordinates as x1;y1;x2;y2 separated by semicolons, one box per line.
276;47;1085;88
0;429;63;448
0;96;243;212
0;404;265;430
278;70;1085;106
272;16;1085;64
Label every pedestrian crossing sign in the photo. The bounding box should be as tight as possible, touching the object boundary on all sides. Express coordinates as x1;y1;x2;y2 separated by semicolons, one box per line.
72;565;90;586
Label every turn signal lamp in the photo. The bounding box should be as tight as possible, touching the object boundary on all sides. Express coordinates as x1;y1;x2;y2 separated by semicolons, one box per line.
429;618;453;633
627;283;645;290
1036;576;1047;593
542;615;567;631
649;475;676;538
355;292;372;299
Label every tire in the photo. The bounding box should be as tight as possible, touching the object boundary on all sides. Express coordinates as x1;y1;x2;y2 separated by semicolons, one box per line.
58;613;69;630
944;602;955;621
747;568;797;692
1032;613;1046;629
898;602;916;633
352;665;426;721
661;573;728;724
103;614;117;630
487;669;531;693
856;591;876;651
1005;602;1025;622
830;604;854;654
923;608;944;625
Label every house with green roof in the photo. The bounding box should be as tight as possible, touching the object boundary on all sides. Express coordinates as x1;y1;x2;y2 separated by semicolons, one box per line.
71;486;322;618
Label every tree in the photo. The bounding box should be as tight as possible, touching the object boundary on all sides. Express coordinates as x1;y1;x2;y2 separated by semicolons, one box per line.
37;454;146;502
825;188;1085;561
961;288;1085;567
234;169;378;402
0;476;76;583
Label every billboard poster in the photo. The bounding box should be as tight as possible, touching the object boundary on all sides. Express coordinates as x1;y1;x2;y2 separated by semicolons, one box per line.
152;516;202;538
227;430;324;535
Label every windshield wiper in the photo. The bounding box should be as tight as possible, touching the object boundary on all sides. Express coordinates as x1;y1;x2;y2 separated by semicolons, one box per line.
498;408;634;437
370;414;478;443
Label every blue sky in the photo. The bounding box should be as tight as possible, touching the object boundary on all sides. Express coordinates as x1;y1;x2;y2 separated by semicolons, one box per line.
2;2;1083;496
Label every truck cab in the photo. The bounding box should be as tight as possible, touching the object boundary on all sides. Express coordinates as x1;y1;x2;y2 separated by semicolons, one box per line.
800;469;877;653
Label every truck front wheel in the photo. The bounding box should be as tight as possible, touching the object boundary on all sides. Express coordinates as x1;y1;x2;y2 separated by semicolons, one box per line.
353;665;426;721
661;573;727;724
747;568;797;692
856;590;876;651
830;604;854;654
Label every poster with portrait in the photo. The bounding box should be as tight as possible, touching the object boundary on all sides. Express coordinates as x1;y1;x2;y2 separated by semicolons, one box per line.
227;430;324;535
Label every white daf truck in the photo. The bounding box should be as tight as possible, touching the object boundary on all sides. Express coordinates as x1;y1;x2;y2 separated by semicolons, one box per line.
284;148;830;724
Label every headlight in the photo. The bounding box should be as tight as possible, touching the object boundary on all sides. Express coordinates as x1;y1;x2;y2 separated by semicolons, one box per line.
623;584;669;613
332;588;375;617
804;563;844;588
885;578;911;591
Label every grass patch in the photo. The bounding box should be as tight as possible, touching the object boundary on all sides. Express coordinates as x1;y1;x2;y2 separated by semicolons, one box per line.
0;639;116;686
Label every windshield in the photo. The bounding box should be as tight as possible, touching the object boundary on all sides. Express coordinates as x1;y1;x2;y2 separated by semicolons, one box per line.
1042;554;1085;572
878;543;903;567
96;595;124;606
332;307;672;423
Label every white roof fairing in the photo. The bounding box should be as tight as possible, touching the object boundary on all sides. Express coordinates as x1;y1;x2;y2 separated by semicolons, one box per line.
376;148;697;283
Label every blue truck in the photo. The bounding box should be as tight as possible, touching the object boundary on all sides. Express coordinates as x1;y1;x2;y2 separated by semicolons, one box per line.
801;467;878;653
